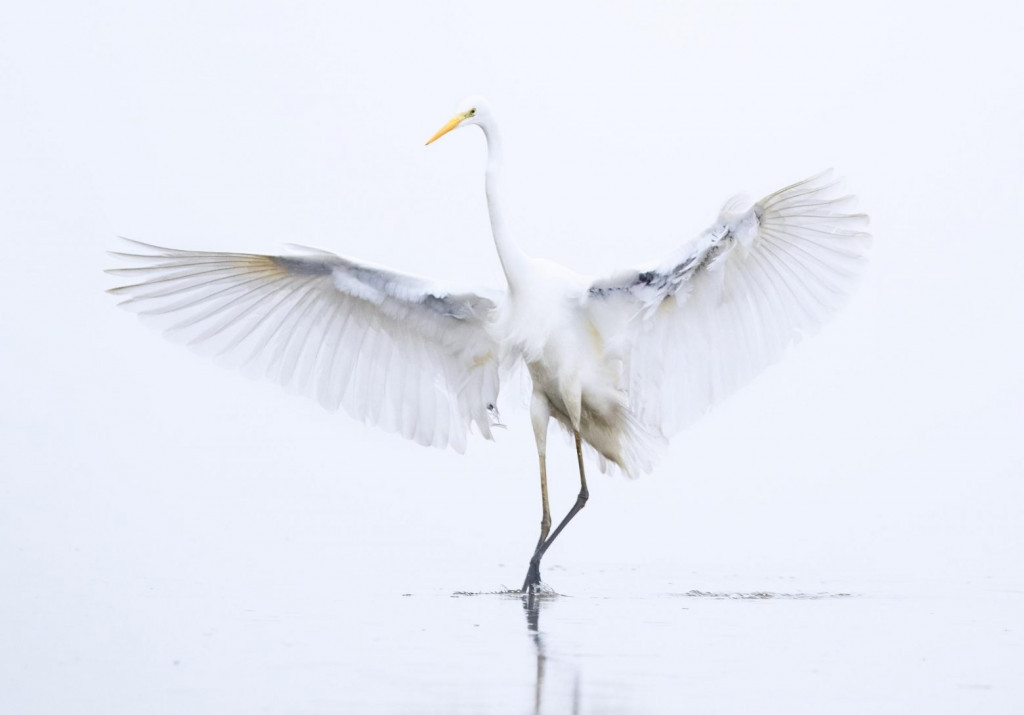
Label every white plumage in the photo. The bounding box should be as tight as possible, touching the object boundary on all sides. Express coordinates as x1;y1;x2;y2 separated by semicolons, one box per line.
109;243;501;453
588;170;870;444
109;95;869;591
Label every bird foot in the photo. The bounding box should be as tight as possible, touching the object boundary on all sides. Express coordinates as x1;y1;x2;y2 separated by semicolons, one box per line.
521;560;542;594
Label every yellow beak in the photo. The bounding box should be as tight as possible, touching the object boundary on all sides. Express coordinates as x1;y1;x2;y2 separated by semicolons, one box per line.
426;113;467;145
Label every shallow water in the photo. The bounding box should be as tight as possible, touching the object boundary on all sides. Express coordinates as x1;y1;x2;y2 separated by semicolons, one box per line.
4;524;1022;715
24;564;1010;714
371;574;1018;715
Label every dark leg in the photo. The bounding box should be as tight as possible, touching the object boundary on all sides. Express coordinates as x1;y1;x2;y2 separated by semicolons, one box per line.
522;431;590;593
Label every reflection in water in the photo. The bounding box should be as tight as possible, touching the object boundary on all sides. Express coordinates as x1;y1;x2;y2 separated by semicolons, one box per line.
447;583;860;714
523;592;546;715
511;587;851;714
522;592;580;715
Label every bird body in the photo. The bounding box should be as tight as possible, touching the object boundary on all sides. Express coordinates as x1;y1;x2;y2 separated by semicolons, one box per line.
501;258;643;473
110;95;869;591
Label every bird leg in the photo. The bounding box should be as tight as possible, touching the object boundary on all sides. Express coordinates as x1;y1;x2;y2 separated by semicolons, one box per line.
534;451;552;550
522;432;590;593
541;432;590;551
523;448;551;591
523;401;552;592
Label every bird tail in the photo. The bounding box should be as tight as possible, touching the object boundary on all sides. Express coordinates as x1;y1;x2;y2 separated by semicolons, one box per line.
577;406;665;479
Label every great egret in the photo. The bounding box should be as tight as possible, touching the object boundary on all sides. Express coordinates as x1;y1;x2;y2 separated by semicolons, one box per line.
108;95;870;592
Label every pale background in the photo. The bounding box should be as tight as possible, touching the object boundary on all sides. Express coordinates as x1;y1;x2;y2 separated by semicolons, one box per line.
2;1;1022;713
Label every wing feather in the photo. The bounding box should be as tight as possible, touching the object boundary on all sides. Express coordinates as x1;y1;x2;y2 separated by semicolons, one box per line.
108;239;501;451
586;170;870;436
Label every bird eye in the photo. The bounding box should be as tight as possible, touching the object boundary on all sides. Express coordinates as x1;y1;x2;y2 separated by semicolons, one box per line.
469;108;477;116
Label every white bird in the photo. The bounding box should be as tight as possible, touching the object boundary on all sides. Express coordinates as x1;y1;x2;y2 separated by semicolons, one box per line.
109;95;870;592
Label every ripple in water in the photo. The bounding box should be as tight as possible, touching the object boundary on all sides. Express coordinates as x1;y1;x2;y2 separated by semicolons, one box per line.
676;590;855;600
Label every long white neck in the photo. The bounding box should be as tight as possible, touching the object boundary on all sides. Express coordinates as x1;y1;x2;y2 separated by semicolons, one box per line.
480;121;529;291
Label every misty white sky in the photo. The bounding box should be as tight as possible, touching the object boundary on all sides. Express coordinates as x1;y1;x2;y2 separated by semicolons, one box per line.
2;1;1023;712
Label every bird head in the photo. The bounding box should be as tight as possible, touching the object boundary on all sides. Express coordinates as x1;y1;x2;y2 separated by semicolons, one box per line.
425;95;490;145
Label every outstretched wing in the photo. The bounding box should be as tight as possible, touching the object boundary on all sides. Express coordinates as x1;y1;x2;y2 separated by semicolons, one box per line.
586;170;870;436
108;240;501;452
